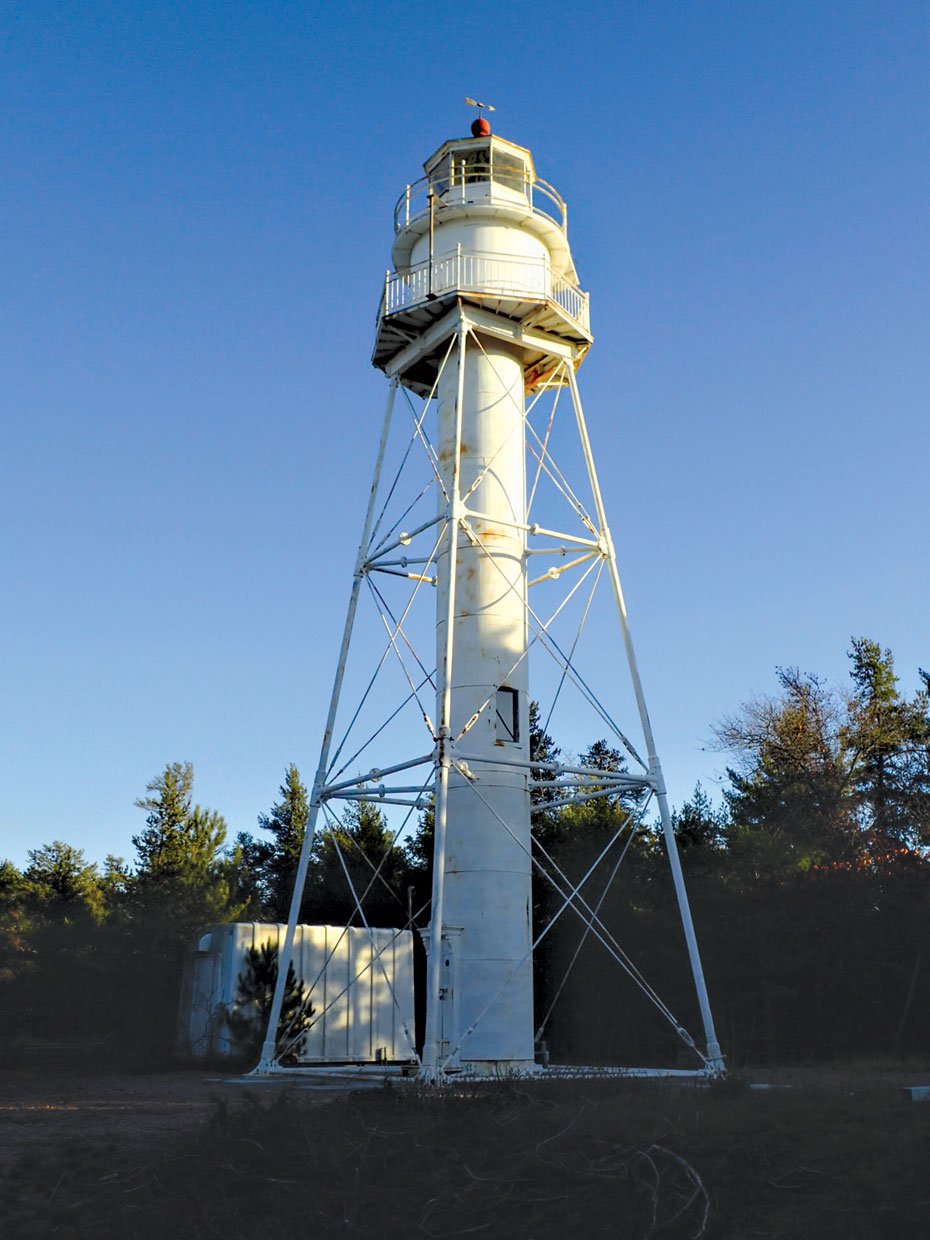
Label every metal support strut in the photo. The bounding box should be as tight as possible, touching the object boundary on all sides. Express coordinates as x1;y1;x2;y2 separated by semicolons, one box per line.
254;380;400;1073
420;321;468;1081
565;365;724;1074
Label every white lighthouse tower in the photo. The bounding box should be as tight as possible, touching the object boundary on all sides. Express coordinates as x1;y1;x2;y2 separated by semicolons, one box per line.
256;112;724;1081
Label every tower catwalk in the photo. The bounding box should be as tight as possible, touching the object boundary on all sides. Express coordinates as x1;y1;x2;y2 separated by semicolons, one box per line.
256;117;724;1081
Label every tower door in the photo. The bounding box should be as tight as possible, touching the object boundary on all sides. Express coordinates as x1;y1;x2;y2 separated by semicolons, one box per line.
437;933;458;1067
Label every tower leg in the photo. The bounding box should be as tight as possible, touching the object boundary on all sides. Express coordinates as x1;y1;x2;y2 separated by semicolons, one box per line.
566;366;725;1073
255;380;400;1073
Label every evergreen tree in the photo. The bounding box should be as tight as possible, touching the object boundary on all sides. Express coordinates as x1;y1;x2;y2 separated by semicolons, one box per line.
579;738;623;773
133;762;225;880
529;701;562;804
99;855;131;910
842;638;930;851
231;831;271;917
118;762;251;1060
403;800;434;928
404;801;434;879
716;646;930;870
5;845;112;1044
250;764;310;920
0;860;31;994
567;739;648;832
131;761;247;926
672;783;728;851
307;800;408;928
225;942;314;1065
23;841;103;921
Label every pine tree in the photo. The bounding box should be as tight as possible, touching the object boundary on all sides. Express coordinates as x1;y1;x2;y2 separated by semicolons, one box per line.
119;762;249;1059
403;800;434;927
561;739;649;835
672;783;728;851
226;942;314;1065
252;764;310;920
133;762;226;880
529;701;561;802
131;761;245;924
843;638;930;852
308;800;408;928
0;861;31;996
23;841;103;921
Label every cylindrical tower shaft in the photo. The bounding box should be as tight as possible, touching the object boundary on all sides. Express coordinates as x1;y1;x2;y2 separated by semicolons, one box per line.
434;335;534;1069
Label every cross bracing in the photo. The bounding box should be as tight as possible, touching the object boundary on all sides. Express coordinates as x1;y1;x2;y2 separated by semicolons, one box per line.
253;304;724;1082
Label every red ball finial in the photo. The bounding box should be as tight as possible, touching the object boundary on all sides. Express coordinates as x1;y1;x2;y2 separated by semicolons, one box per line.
471;116;491;138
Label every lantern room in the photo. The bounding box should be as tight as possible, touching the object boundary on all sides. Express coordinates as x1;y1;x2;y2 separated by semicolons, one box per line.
375;131;591;393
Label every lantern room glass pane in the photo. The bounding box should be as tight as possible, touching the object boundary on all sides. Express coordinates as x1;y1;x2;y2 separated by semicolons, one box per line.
492;150;527;194
429;154;451;193
458;145;490;185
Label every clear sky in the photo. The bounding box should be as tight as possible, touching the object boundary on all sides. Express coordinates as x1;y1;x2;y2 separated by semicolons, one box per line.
2;1;928;870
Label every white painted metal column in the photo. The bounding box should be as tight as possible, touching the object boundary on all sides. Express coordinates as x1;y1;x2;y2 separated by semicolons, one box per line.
427;326;536;1071
255;380;400;1073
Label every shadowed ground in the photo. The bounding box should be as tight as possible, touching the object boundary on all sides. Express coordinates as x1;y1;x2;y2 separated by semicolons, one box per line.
1;1065;929;1238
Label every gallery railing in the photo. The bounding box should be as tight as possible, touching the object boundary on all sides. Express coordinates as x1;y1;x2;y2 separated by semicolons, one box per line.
380;248;590;333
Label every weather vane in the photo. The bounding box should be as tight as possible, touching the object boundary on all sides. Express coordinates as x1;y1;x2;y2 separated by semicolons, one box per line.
464;96;495;137
464;96;495;117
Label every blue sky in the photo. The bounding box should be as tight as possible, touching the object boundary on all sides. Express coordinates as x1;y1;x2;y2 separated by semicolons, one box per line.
2;1;928;869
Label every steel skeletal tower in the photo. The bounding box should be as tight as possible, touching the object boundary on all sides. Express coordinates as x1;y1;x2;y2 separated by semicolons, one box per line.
256;120;724;1080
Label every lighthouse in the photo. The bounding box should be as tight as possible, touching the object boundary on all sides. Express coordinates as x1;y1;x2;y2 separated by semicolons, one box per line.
372;120;593;1073
256;113;723;1081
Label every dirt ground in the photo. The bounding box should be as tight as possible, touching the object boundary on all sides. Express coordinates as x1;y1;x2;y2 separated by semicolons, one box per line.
1;1059;928;1172
1;1063;929;1238
0;1069;227;1173
0;1063;404;1179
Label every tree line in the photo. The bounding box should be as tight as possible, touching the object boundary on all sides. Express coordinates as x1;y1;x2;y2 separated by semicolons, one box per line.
1;637;927;1066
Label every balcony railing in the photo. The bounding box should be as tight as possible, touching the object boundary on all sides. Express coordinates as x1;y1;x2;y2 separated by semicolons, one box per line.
394;164;568;235
381;248;590;333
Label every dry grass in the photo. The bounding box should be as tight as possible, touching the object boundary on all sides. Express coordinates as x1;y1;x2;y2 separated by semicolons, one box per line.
2;1070;929;1238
